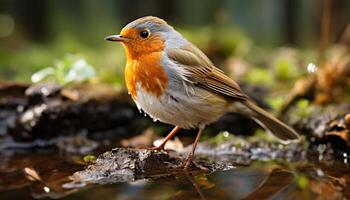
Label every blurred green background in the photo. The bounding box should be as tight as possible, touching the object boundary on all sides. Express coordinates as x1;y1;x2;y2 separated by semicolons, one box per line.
0;0;349;85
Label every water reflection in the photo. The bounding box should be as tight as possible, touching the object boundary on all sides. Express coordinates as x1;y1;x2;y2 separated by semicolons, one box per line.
0;148;349;200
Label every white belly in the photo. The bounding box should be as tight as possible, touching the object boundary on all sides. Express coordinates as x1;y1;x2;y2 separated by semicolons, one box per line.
134;83;228;129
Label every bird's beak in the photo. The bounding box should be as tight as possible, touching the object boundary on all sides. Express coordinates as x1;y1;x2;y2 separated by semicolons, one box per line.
104;35;129;42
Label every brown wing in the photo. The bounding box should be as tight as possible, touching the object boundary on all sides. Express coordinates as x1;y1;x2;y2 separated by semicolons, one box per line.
167;44;248;100
167;44;300;141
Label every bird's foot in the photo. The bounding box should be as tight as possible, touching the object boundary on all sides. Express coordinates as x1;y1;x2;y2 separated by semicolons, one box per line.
181;152;194;171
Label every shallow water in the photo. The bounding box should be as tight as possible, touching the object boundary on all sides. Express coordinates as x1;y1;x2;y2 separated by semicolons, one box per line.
0;145;349;200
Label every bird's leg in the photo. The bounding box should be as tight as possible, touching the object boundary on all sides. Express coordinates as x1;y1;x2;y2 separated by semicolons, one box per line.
184;128;204;171
150;126;180;151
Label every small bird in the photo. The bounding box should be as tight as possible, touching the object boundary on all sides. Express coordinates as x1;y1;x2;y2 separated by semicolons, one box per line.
105;16;300;170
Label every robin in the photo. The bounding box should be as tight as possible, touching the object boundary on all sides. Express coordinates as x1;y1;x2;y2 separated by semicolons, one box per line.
105;16;300;170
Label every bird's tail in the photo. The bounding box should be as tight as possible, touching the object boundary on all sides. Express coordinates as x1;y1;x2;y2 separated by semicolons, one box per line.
242;100;300;142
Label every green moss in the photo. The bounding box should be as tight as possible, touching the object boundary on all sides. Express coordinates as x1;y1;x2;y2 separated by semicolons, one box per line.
83;155;97;163
296;175;310;189
244;67;274;86
267;96;284;112
273;57;300;81
295;99;314;119
208;131;245;146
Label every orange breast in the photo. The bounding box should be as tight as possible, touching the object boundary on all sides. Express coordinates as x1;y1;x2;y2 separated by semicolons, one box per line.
125;52;168;99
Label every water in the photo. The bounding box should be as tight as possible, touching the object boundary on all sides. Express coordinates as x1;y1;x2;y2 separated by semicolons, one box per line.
0;144;349;200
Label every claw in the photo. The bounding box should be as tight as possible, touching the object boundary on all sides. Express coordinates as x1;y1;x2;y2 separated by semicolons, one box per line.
183;155;193;171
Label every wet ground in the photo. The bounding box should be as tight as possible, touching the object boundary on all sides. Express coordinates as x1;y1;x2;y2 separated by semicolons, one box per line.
1;83;349;200
0;135;349;200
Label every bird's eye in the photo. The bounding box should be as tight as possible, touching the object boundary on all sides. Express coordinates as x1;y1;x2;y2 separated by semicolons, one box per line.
139;30;150;38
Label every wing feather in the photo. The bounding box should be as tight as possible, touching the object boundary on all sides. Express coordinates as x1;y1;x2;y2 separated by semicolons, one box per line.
167;44;248;100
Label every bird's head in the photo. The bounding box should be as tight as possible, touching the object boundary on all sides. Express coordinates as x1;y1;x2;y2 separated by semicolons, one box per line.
105;16;168;59
105;16;186;59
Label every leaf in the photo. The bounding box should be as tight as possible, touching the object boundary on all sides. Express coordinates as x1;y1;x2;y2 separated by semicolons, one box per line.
31;55;96;85
31;67;55;83
64;59;96;84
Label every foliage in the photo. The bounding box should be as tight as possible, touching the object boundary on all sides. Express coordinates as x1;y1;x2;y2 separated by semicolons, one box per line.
267;96;284;111
294;99;315;119
179;26;251;57
244;67;274;87
208;131;244;146
0;34;126;86
31;54;96;86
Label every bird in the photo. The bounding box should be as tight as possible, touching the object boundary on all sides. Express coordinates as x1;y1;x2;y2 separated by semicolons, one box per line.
105;16;300;170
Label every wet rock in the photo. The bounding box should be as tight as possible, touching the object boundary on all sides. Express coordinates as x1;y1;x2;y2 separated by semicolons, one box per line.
67;147;239;187
286;103;350;155
186;138;307;166
56;132;99;154
25;83;61;105
67;137;309;187
6;83;145;142
0;81;29;98
286;104;350;139
68;148;182;185
0;82;29;137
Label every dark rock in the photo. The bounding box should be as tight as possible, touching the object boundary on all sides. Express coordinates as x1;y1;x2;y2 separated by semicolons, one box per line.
66;138;309;187
285;103;350;156
0;83;148;143
0;82;29;138
25;83;61;105
68;148;182;185
286;104;350;139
